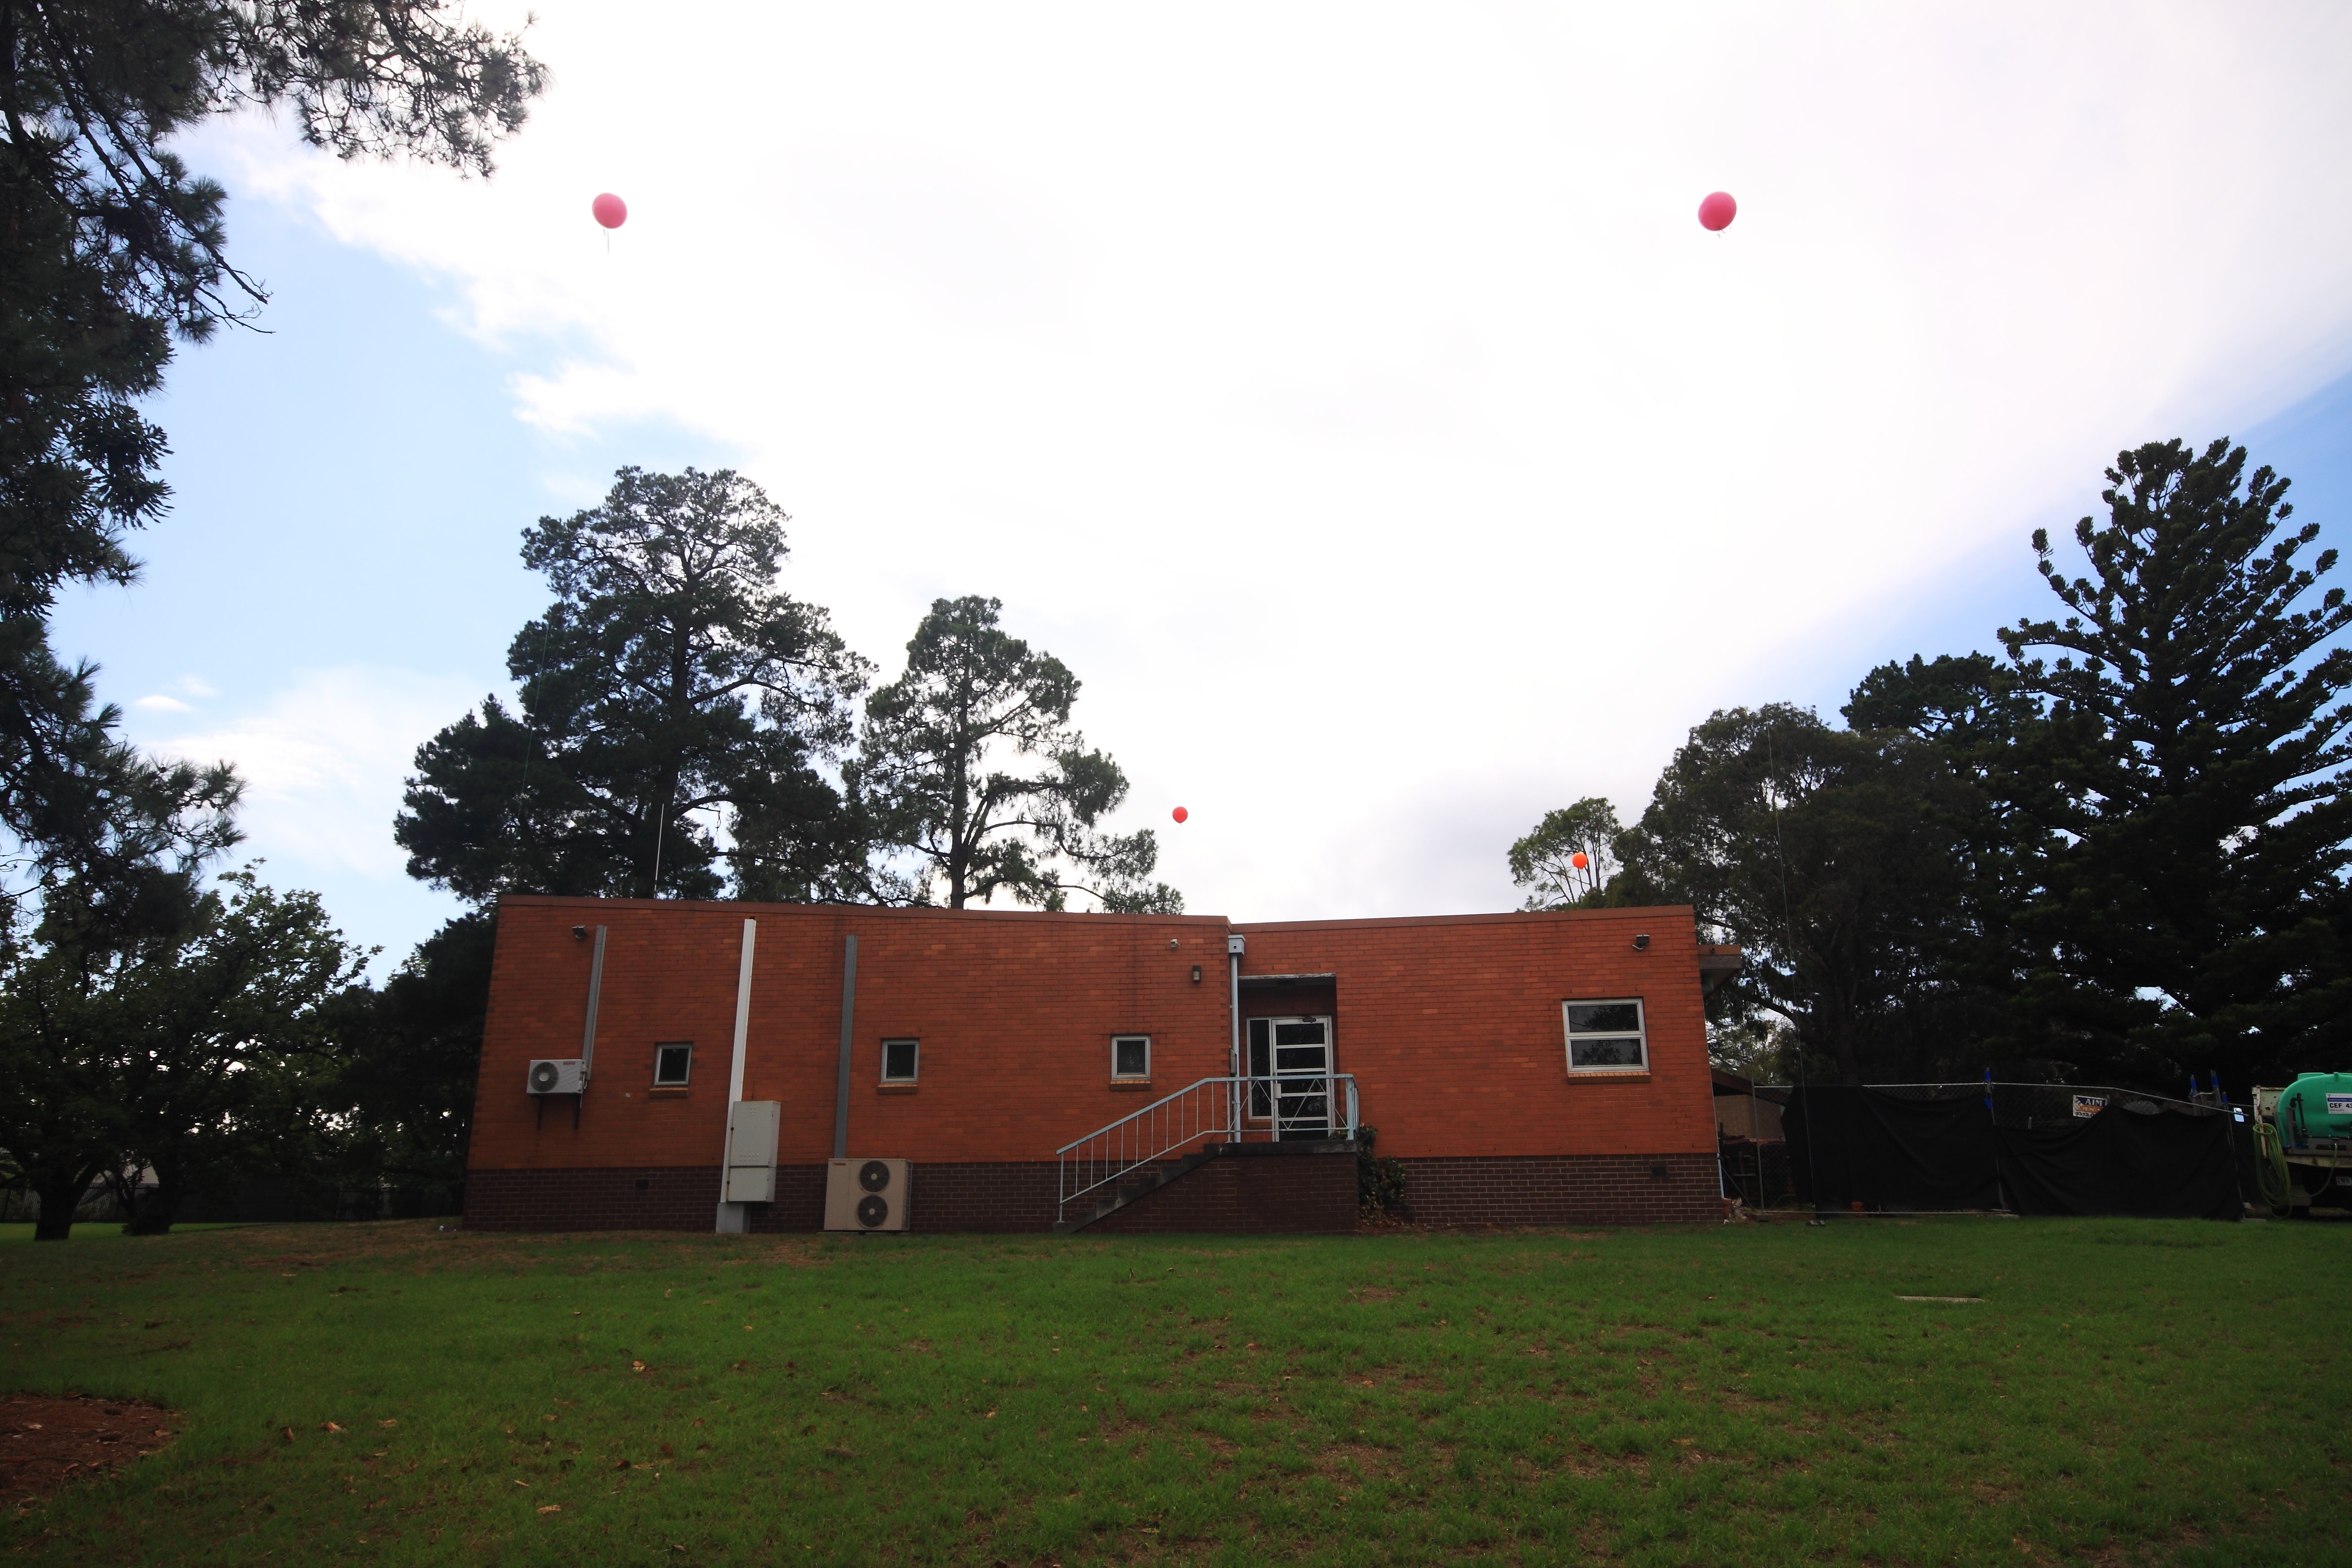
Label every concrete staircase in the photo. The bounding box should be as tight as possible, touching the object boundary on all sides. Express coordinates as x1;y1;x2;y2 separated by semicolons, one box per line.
1052;1138;1359;1234
1052;1146;1223;1233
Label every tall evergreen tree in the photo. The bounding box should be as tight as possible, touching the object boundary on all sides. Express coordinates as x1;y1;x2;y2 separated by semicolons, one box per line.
859;595;1176;911
1610;705;1982;1083
396;467;872;903
1995;438;2352;1087
1841;651;2057;1068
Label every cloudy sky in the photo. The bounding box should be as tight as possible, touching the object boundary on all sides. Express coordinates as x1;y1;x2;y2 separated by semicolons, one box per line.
52;2;2352;968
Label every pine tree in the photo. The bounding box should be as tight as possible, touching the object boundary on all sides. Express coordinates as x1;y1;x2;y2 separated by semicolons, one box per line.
1997;438;2352;1087
859;596;1176;911
396;468;872;903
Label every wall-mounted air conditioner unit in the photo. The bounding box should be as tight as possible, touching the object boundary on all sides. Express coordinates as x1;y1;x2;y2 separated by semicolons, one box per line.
725;1101;781;1202
527;1058;585;1095
825;1158;910;1231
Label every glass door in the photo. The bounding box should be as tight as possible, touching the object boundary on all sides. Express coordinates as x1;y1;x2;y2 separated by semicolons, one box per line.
1246;1015;1333;1139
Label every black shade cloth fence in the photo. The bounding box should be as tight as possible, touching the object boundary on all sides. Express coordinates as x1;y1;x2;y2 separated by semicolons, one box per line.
1778;1084;2241;1221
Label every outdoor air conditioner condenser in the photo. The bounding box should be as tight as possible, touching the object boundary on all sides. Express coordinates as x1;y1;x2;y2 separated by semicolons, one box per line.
825;1158;911;1232
527;1058;585;1095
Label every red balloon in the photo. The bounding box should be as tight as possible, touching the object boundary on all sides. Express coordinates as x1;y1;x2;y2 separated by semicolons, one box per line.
591;193;629;230
1697;191;1737;232
1570;851;1589;870
1171;806;1188;824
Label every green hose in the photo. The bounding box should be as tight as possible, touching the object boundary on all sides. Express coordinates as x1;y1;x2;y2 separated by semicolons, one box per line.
2253;1121;2294;1216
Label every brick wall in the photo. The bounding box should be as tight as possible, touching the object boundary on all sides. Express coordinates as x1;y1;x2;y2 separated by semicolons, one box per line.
471;901;1233;1179
464;1151;1720;1231
1396;1152;1722;1226
1087;1147;1357;1235
1236;911;1719;1164
465;1165;720;1231
469;897;1724;1233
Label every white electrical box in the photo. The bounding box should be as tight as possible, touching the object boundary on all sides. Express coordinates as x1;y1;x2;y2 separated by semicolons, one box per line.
724;1100;781;1203
826;1158;910;1231
527;1058;585;1095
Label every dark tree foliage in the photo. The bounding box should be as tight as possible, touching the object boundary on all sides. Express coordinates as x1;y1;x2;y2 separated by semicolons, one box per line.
1610;704;1985;1084
1840;651;2059;1070
397;468;872;904
859;595;1177;912
326;911;492;1197
1995;438;2352;1087
0;867;356;1239
103;870;366;1232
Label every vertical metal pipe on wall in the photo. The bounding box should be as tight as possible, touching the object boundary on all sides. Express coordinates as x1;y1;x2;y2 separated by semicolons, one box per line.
832;933;858;1160
1227;931;1243;1141
579;926;607;1084
714;918;758;1234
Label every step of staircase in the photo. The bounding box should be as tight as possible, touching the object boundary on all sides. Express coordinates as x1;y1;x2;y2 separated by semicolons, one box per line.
1053;1137;1356;1233
1052;1148;1224;1233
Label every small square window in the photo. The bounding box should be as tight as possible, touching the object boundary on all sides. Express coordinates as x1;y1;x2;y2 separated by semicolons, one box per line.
880;1038;920;1083
1564;998;1648;1074
1112;1034;1151;1079
652;1042;692;1086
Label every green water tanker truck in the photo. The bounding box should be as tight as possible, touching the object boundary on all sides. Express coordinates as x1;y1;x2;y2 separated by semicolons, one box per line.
2251;1072;2352;1215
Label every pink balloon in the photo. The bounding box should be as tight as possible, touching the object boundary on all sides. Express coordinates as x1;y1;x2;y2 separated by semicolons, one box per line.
591;193;629;230
1171;806;1188;824
1697;191;1737;232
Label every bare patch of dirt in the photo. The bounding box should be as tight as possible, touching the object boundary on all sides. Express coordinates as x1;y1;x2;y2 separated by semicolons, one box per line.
2;1393;179;1511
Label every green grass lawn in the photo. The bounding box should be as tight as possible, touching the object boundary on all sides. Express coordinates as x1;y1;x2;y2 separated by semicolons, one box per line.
1;1215;2343;1566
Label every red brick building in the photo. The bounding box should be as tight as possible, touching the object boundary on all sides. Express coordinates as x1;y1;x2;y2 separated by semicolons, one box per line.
464;895;1738;1234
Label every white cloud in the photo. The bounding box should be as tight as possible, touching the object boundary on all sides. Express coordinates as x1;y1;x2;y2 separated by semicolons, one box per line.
133;694;194;713
151;668;485;880
184;2;2352;920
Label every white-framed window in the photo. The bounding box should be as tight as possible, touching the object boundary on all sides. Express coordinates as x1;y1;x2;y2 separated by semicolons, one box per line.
652;1042;693;1086
1111;1034;1151;1079
880;1038;920;1084
1563;999;1647;1073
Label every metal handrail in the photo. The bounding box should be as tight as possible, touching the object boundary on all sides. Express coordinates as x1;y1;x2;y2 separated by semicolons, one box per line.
1056;1072;1360;1220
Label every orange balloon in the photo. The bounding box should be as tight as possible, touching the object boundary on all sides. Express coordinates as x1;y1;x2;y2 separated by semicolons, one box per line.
1570;851;1589;870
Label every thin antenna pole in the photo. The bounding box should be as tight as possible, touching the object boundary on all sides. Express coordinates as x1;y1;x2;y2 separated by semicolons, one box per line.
650;778;674;897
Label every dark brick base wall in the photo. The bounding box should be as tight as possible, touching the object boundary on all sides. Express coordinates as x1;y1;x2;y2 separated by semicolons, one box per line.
465;1166;720;1231
465;1162;1064;1233
739;1161;1061;1234
465;1150;1722;1232
1397;1152;1721;1226
1088;1147;1357;1235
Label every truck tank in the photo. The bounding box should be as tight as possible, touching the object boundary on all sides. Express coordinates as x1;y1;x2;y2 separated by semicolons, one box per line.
2252;1072;2352;1214
2275;1072;2352;1146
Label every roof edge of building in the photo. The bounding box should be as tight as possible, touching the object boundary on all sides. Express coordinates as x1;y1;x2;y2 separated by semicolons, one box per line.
491;894;1229;924
490;895;1701;932
1236;906;1697;933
